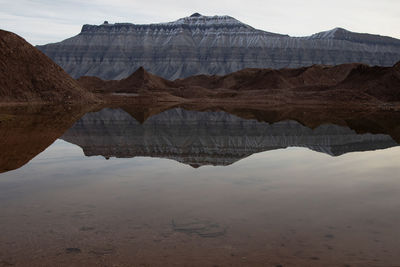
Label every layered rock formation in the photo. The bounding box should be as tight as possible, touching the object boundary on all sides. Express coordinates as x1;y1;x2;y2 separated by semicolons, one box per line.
0;30;97;103
37;14;400;80
61;108;398;167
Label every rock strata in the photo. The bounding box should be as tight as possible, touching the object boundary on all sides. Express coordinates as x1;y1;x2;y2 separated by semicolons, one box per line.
37;14;400;80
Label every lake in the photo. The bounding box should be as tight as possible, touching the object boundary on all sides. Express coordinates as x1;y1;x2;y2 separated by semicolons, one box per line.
1;105;400;266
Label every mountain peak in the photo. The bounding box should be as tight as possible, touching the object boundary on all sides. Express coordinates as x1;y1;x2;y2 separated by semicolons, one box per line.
114;66;173;93
190;13;202;17
309;27;349;39
134;66;145;74
308;27;400;46
171;14;252;29
126;66;149;82
80;13;257;34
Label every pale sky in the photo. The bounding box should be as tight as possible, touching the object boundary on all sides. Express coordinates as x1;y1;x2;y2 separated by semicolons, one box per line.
1;0;399;45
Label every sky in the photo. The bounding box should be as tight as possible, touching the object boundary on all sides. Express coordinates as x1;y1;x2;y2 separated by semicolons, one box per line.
0;0;399;45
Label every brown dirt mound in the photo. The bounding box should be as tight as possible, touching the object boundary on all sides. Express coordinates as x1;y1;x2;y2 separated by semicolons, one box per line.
175;64;359;90
78;60;400;104
335;64;400;101
79;67;177;94
77;76;115;93
0;30;98;103
116;67;176;93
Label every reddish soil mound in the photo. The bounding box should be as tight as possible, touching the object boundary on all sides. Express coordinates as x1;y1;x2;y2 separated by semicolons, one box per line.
77;76;115;93
0;30;97;103
116;67;176;92
175;64;359;90
78;60;400;105
79;67;176;94
335;63;400;101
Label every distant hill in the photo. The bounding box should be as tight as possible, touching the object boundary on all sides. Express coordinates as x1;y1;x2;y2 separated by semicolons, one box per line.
78;67;174;93
78;61;400;103
38;13;400;80
0;30;98;104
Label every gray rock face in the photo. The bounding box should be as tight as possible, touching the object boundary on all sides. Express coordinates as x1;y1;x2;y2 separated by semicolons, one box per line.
61;108;398;167
37;14;400;80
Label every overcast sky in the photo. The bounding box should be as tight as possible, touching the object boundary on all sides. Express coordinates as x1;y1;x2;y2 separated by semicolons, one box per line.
1;0;399;45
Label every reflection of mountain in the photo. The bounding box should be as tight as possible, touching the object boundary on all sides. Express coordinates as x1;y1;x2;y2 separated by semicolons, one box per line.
61;108;399;167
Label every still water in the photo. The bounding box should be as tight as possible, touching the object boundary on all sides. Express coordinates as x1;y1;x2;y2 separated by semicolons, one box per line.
1;106;400;266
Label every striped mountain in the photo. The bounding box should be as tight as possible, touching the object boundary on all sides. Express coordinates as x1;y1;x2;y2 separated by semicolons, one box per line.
38;13;400;80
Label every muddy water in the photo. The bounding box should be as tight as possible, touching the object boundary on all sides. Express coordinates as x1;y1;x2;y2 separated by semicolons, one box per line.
1;107;400;266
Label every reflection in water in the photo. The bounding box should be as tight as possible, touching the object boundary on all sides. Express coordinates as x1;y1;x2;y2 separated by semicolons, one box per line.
62;108;398;167
0;105;92;173
1;106;400;266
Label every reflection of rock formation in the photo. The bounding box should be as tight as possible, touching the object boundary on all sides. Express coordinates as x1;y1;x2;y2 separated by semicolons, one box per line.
0;105;93;173
61;108;399;167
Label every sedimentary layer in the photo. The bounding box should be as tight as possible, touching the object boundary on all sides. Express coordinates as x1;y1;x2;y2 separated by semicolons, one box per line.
38;14;400;80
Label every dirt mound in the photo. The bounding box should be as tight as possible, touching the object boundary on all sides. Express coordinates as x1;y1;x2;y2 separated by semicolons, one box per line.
336;64;400;101
175;64;359;90
77;76;115;93
0;30;97;103
78;67;177;94
78;61;400;105
116;67;176;92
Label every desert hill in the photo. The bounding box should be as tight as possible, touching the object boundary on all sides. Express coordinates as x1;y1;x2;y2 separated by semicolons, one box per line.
78;67;174;94
0;30;97;104
78;62;400;104
334;64;400;101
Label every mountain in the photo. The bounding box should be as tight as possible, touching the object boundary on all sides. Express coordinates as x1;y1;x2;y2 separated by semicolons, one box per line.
37;14;400;80
0;30;97;103
61;108;398;167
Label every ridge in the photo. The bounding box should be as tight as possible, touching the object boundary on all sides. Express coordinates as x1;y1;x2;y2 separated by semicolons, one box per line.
37;14;400;80
80;13;276;34
308;27;400;45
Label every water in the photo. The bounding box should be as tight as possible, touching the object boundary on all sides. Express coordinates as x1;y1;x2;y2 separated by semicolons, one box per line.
1;106;400;266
